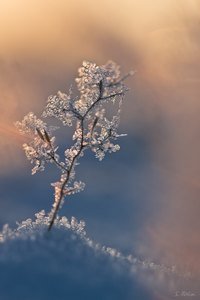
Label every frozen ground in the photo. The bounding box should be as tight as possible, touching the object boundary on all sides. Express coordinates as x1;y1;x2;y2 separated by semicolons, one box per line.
0;211;192;300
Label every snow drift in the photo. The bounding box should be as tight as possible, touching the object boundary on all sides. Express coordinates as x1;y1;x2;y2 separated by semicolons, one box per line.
0;211;191;300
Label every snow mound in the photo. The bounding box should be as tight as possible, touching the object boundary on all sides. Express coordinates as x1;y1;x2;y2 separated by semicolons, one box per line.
0;211;188;300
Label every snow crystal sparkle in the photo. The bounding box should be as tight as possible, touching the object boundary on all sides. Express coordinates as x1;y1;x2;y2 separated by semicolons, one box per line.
15;60;132;230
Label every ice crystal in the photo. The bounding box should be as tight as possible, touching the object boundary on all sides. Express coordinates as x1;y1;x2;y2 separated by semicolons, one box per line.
15;113;59;175
15;112;47;136
0;212;191;300
0;211;180;278
16;60;132;230
42;90;80;126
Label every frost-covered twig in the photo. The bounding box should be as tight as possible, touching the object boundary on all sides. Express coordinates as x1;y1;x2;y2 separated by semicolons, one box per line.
15;61;131;230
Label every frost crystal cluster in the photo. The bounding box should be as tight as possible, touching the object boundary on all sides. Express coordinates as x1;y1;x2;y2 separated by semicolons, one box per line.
16;61;131;230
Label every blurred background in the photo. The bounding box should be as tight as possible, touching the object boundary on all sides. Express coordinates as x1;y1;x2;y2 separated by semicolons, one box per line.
0;0;200;297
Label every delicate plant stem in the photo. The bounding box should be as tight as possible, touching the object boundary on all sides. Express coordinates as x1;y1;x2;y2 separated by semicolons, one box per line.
48;83;125;231
48;119;85;231
16;61;132;232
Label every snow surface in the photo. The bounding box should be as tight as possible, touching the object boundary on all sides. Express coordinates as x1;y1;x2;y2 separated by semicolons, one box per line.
0;211;190;300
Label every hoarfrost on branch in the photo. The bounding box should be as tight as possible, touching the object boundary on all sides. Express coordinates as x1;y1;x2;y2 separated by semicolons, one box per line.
15;60;132;230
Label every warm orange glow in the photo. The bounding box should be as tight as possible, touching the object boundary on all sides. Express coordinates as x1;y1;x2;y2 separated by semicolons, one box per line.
1;2;200;291
0;123;25;142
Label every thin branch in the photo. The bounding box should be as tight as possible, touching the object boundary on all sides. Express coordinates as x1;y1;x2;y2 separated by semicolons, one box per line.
48;153;68;172
90;116;98;138
48;69;129;231
44;130;51;144
83;85;124;119
108;71;136;87
36;128;45;141
48;119;85;231
100;91;125;101
16;61;130;232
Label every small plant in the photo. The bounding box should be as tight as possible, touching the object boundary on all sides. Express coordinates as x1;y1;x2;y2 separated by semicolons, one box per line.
16;61;132;231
